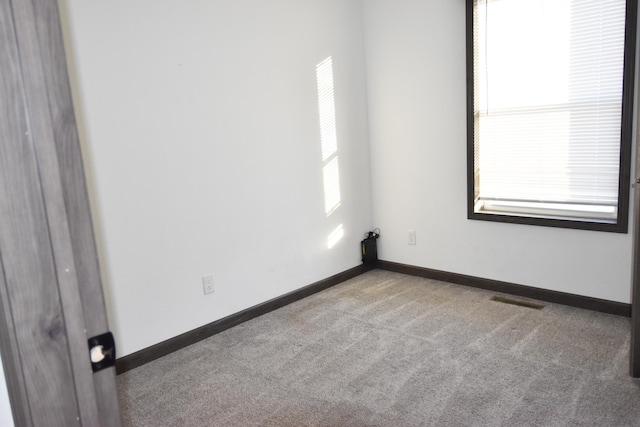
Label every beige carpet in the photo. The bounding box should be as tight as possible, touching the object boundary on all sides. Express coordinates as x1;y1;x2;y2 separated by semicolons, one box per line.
118;269;640;426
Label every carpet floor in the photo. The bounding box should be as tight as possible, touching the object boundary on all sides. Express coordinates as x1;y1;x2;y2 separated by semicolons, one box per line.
118;269;640;426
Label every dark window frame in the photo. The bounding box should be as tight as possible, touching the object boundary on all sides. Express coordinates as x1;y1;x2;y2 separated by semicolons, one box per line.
466;0;638;233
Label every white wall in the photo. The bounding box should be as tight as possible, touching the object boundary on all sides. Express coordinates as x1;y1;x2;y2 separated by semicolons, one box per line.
0;354;14;427
59;0;635;360
61;0;372;356
363;0;635;303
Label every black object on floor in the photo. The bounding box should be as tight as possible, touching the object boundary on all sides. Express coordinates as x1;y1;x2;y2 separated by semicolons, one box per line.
361;229;380;265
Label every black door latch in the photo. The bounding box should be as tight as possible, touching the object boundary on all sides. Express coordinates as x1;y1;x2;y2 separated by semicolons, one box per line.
88;332;116;373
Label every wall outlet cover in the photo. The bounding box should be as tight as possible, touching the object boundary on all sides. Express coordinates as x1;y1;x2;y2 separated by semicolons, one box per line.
202;275;214;295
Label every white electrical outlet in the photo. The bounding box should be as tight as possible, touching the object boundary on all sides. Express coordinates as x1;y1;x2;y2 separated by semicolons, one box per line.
202;274;215;295
408;230;416;245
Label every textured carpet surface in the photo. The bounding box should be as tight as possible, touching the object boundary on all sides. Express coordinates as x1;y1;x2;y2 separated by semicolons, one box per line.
118;270;640;426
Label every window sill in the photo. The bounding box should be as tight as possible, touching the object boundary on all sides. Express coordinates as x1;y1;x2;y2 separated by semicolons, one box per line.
468;205;626;233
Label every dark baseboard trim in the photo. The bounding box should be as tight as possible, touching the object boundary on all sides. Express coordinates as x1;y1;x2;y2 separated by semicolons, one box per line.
377;260;631;318
116;260;630;374
116;264;372;374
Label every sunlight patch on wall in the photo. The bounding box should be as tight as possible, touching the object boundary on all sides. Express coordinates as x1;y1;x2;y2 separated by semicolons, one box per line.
327;224;344;249
316;57;342;218
317;57;338;162
323;157;341;216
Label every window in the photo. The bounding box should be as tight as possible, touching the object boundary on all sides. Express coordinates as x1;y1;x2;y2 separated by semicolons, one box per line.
467;0;637;232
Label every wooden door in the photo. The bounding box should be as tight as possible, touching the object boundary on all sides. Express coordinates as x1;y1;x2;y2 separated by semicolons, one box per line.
0;0;122;425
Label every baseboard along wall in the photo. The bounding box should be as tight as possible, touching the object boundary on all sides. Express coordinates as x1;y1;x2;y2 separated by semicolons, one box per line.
116;264;373;374
377;260;631;318
116;260;630;374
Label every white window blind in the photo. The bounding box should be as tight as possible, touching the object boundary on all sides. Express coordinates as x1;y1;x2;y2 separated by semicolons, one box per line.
472;0;628;223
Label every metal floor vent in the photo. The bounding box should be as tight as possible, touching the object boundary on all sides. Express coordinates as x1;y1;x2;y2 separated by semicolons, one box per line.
490;296;545;310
